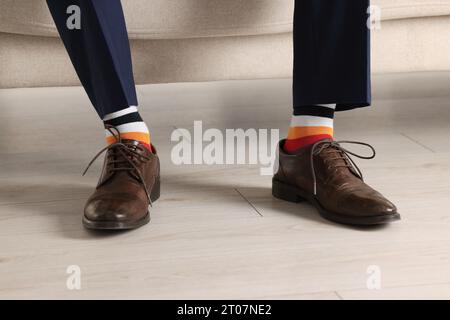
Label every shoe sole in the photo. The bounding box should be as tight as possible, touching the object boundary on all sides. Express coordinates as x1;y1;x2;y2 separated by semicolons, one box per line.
272;179;401;226
82;176;161;231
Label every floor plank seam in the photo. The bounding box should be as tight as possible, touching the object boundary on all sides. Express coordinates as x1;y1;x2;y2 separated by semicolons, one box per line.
234;188;264;217
339;280;450;295
399;132;436;153
0;197;87;207
334;291;344;300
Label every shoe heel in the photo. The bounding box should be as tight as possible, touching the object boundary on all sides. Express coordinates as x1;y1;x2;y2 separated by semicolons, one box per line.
272;179;305;203
150;176;160;202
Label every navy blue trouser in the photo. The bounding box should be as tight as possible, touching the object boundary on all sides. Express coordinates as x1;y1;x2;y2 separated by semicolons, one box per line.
47;0;370;118
47;0;137;119
293;0;371;111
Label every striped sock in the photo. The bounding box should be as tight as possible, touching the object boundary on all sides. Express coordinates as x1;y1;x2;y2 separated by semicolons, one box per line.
284;104;336;153
103;106;151;150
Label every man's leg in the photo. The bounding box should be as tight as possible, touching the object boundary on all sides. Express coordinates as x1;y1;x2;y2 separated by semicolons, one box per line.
46;0;151;148
273;0;400;226
47;0;159;230
293;0;371;111
286;0;370;152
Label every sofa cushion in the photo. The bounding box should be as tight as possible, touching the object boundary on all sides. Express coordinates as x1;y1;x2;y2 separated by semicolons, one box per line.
1;0;450;39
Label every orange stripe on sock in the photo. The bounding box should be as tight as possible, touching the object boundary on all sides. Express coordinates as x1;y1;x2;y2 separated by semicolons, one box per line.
284;134;333;153
287;126;333;140
106;132;150;145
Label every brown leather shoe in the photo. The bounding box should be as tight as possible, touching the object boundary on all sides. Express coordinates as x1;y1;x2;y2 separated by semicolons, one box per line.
82;137;160;230
273;139;400;226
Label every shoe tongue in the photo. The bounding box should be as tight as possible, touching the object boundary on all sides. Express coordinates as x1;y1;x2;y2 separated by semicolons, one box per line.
109;140;142;160
326;146;346;162
121;139;140;146
120;139;152;153
320;145;360;177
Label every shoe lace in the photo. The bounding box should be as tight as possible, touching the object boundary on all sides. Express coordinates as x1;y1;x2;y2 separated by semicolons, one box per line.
310;139;376;196
82;125;153;205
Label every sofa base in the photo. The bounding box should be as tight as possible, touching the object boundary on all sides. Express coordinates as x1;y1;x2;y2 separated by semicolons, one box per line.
1;16;449;89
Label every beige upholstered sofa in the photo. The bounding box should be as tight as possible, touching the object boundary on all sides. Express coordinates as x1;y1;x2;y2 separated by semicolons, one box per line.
1;0;450;89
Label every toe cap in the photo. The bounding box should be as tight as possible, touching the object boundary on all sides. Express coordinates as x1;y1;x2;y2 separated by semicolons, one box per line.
84;195;147;222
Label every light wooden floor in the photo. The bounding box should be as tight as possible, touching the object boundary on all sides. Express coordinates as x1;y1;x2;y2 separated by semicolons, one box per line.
1;72;450;300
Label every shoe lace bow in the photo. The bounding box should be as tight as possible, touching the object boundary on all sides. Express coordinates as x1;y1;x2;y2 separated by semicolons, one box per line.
310;139;376;196
82;125;153;205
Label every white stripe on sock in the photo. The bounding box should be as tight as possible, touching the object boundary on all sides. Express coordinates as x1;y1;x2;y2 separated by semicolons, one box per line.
290;116;334;128
105;122;149;137
103;106;138;121
317;104;337;109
